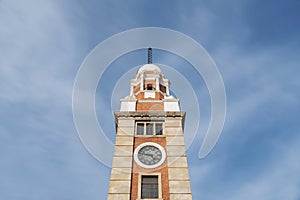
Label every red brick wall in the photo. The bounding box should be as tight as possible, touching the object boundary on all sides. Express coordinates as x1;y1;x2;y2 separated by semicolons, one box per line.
136;102;164;111
130;137;170;200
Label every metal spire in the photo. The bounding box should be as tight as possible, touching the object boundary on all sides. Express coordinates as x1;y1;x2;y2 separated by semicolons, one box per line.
148;48;152;64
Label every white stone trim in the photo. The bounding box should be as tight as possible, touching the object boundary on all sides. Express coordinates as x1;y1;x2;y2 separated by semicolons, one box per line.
164;101;180;111
137;99;162;103
144;91;156;98
120;100;136;112
156;76;159;91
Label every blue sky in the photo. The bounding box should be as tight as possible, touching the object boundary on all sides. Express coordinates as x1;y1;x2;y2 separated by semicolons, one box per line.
1;0;300;199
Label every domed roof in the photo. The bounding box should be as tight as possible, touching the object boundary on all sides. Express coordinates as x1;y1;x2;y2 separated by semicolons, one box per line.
137;64;161;74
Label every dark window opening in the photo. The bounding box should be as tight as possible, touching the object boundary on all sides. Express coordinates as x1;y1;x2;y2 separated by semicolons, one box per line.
160;85;166;93
146;123;153;135
141;176;159;199
155;123;163;135
137;123;144;135
147;84;153;90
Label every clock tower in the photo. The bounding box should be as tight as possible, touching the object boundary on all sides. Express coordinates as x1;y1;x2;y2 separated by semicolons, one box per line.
108;49;192;200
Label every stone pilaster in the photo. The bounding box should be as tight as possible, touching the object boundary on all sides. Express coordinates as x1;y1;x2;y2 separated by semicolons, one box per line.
166;116;192;200
107;118;134;200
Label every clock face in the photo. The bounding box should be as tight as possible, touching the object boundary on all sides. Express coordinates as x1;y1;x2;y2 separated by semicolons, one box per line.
134;142;166;169
137;145;162;166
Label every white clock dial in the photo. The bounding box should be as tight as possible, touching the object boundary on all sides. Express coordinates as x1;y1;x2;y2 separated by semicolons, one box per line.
134;142;166;169
138;145;162;165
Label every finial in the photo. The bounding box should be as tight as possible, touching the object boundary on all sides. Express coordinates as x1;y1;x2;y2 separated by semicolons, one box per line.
148;48;152;64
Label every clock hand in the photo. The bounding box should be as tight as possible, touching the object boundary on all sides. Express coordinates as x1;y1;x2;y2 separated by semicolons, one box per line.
144;153;153;157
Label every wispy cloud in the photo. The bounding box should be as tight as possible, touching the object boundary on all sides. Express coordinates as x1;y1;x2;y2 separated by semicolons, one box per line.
0;1;111;199
1;0;299;199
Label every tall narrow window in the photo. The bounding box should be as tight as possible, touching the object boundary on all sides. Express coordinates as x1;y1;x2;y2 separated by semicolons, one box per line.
141;176;158;199
146;123;153;135
155;123;163;135
137;123;144;135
